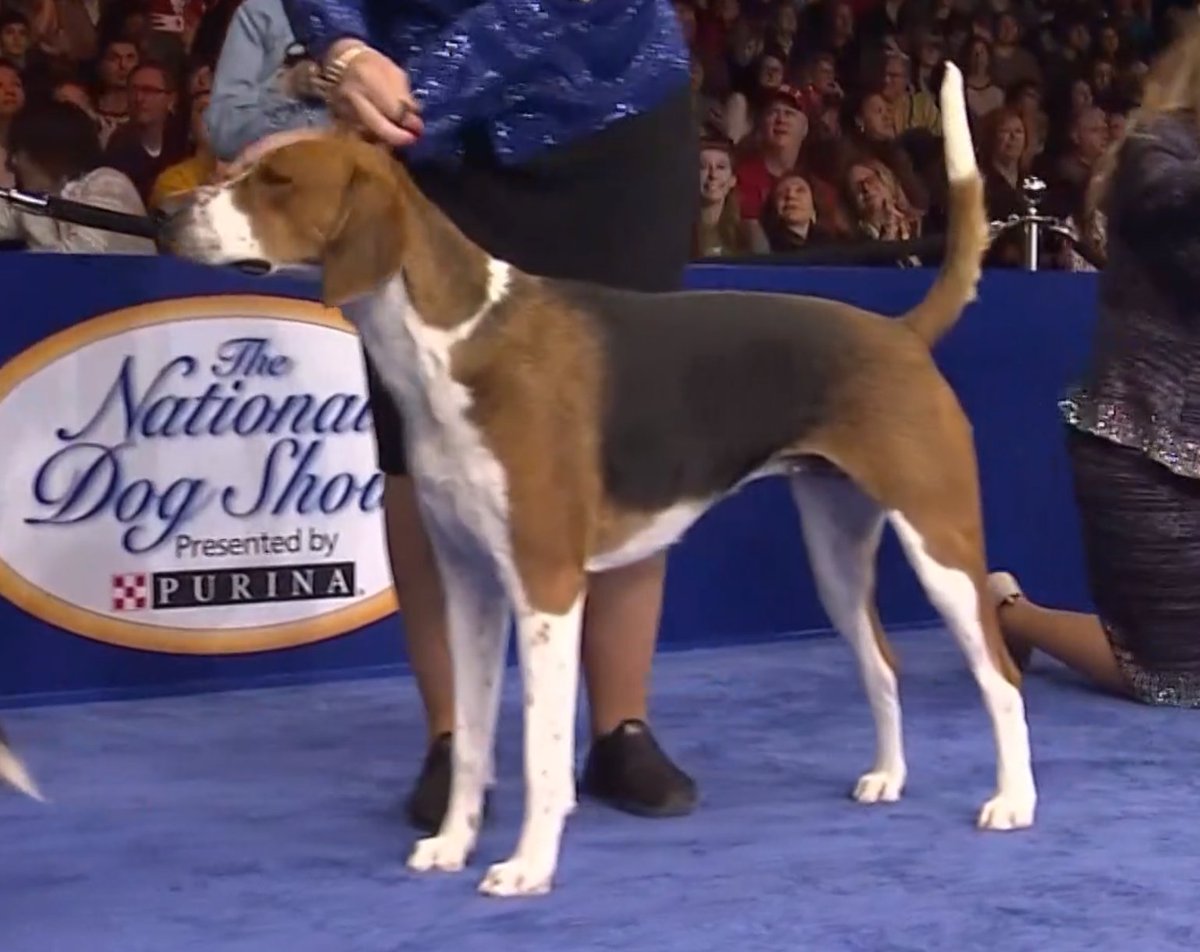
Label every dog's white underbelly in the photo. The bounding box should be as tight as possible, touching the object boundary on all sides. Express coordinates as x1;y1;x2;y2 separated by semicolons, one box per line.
586;461;795;573
586;499;712;573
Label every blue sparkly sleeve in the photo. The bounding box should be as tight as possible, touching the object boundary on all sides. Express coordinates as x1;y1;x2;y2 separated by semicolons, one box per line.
281;0;380;61
399;3;569;162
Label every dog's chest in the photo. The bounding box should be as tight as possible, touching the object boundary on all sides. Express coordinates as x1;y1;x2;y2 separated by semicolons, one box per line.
345;284;513;568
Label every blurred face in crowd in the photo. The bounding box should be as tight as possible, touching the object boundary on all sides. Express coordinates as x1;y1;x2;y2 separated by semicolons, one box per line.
774;4;797;38
99;41;139;91
995;112;1026;165
858;93;894;140
699;146;736;205
757;53;785;91
729;21;762;65
188;64;213;98
918;36;944;69
996;14;1019;47
0;20;29;61
0;64;23;124
881;55;909;102
1072;106;1109;162
1109;110;1128;143
1067;21;1091;54
1092;59;1115;93
810;54;838;94
831;1;854;42
129;65;174;128
967;39;991;77
1070;78;1093;115
774;174;815;227
764;99;807;150
1098;24;1120;59
848;162;888;219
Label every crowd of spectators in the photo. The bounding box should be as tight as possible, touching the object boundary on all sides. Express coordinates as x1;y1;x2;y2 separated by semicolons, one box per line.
0;0;1190;266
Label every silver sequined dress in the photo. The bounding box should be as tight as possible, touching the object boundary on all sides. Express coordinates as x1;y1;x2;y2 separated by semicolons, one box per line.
1060;110;1200;706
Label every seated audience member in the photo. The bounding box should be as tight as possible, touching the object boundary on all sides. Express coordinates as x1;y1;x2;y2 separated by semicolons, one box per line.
989;11;1042;91
722;46;788;147
842;89;929;213
149;89;221;212
1042;104;1109;219
734;83;812;221
204;0;330;163
1006;80;1047;168
840;158;922;264
104;59;183;203
0;59;24;187
758;172;835;252
980;106;1032;266
879;49;940;136
693;132;766;257
91;37;139;147
963;37;1005;121
988;24;1200;706
0;100;155;254
0;10;51;99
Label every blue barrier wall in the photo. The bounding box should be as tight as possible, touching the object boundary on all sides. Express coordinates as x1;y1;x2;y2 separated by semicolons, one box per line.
0;255;1097;706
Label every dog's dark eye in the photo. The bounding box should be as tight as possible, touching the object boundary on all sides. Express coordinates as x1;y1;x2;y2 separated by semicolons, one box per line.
258;166;293;188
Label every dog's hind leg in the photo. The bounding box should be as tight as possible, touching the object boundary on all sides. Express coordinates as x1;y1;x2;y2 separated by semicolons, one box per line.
407;545;511;875
888;505;1036;830
791;468;906;804
0;721;43;801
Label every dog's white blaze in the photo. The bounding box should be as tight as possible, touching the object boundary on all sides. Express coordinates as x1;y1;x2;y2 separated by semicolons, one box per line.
586;500;710;573
202;188;270;262
791;474;906;802
888;512;1037;830
939;63;977;183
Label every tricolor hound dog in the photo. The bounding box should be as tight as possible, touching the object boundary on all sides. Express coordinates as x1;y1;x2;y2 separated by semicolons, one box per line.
2;64;1036;896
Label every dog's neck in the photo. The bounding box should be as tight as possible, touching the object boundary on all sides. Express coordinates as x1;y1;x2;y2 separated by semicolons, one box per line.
392;171;498;333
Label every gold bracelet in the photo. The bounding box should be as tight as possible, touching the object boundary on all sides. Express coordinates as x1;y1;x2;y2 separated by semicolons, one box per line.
321;42;371;89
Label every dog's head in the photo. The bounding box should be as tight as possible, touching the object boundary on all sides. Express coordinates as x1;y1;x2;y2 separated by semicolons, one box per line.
158;132;410;305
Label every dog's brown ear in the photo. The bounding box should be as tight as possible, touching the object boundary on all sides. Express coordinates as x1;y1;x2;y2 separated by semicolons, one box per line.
321;162;406;307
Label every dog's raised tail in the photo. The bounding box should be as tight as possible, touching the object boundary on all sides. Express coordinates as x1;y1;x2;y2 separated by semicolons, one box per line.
902;62;988;348
0;722;44;802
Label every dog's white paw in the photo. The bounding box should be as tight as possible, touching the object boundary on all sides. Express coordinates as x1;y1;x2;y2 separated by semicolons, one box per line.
977;790;1036;831
407;834;473;873
478;857;554;898
852;769;906;804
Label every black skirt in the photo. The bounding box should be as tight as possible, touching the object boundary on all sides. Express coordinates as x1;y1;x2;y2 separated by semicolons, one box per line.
1068;426;1200;706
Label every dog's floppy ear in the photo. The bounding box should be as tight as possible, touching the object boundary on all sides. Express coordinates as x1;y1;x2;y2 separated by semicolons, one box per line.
321;160;406;307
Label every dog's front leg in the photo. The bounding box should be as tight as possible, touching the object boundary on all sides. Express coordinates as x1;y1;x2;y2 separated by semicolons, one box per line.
407;541;510;875
478;596;584;898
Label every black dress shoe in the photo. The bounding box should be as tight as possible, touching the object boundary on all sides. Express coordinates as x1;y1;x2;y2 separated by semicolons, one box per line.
404;733;491;833
579;719;697;818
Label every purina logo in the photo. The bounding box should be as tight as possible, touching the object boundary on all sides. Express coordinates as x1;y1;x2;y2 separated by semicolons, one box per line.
0;296;396;654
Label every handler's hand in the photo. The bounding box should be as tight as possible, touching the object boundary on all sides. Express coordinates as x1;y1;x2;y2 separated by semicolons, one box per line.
325;40;425;148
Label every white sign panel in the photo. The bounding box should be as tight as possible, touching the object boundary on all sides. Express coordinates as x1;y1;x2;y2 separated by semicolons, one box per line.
0;295;396;654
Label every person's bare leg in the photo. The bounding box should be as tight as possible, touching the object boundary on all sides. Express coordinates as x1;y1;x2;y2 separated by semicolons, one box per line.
581;554;667;736
383;474;455;740
579;553;696;816
989;574;1132;697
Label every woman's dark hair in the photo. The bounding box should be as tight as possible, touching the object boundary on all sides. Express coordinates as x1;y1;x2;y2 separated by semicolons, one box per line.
6;100;102;182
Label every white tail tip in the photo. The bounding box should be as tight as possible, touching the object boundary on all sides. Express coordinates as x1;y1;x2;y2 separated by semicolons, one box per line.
939;62;977;183
0;744;45;802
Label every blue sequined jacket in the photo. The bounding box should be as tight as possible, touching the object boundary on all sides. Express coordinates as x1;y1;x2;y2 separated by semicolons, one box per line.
281;0;691;166
1062;111;1200;479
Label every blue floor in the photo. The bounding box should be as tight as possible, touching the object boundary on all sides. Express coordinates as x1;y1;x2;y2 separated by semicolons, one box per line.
3;629;1199;952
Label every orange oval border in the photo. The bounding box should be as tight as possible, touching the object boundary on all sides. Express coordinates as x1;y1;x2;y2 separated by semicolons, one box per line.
0;294;398;656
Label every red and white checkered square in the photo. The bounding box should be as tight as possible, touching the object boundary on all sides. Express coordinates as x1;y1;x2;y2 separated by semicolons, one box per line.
111;573;148;611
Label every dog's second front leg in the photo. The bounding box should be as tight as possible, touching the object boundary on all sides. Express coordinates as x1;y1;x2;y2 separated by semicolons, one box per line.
408;545;510;875
478;596;584;897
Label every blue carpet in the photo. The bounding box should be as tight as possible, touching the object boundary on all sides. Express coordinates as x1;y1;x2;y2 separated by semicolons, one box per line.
2;629;1198;952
